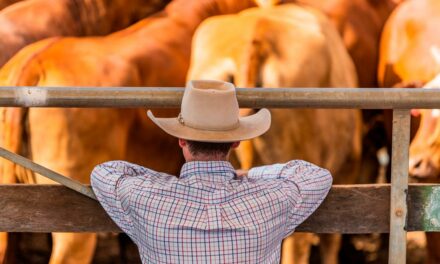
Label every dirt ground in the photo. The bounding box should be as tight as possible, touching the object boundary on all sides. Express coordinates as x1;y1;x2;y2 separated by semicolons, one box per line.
3;231;429;263
5;233;141;264
309;232;426;264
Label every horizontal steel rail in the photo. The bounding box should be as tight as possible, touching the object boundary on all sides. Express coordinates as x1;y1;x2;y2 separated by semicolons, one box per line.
0;86;440;108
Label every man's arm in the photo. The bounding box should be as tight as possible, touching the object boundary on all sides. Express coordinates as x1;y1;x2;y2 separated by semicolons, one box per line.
90;160;156;238
247;160;332;236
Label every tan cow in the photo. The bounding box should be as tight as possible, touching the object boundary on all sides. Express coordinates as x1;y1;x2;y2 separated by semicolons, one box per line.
409;75;440;183
258;0;399;87
379;0;440;87
0;0;170;67
378;2;440;172
290;0;400;187
187;4;361;264
297;0;399;88
379;0;440;262
0;1;267;263
378;0;440;149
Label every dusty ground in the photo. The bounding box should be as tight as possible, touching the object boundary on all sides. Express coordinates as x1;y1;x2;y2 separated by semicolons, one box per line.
5;233;141;264
3;231;429;263
309;232;426;264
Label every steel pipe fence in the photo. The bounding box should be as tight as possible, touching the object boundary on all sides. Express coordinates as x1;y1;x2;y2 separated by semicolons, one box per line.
0;86;437;264
0;86;440;108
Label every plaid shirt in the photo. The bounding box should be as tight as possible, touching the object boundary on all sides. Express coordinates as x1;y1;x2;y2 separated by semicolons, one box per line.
91;160;332;264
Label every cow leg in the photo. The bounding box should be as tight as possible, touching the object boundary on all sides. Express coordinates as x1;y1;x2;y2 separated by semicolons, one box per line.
426;233;440;264
0;171;7;264
0;232;6;264
0;107;24;263
294;233;315;264
49;233;97;264
319;233;341;264
0;172;18;262
35;176;97;264
281;233;314;264
281;234;295;264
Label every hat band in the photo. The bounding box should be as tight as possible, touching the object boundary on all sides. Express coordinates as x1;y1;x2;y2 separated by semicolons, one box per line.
177;113;240;131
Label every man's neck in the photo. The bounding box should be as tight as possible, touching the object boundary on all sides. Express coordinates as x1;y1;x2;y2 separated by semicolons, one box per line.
185;155;229;162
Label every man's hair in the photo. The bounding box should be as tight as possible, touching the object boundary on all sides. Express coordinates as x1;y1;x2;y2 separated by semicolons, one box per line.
186;140;233;156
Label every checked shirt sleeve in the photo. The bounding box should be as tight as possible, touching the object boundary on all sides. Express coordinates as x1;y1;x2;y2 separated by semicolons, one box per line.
91;160;151;237
248;160;333;237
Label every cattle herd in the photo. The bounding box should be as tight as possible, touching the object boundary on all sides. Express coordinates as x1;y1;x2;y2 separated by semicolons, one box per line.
0;0;439;263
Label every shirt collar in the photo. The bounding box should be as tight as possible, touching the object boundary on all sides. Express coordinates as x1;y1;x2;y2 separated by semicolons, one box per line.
180;160;236;181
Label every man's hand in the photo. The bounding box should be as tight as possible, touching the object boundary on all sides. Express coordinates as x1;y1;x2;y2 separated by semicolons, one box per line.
235;170;248;177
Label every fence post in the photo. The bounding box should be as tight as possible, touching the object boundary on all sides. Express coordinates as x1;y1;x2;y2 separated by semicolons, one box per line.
389;109;410;264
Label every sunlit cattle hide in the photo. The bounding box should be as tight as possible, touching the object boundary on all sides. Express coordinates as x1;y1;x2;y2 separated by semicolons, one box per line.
188;4;362;264
379;0;440;87
296;0;398;88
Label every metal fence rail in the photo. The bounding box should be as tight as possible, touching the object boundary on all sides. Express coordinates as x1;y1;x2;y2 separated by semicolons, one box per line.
0;86;437;264
0;86;440;108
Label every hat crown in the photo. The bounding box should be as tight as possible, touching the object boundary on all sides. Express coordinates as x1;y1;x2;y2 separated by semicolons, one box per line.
180;80;239;131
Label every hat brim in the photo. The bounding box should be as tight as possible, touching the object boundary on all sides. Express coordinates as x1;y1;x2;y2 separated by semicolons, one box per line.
147;109;271;142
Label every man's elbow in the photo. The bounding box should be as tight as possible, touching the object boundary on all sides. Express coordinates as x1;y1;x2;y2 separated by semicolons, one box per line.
321;168;333;189
90;164;104;188
90;162;115;186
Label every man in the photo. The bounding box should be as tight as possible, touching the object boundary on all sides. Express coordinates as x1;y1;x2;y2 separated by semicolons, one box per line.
91;80;332;263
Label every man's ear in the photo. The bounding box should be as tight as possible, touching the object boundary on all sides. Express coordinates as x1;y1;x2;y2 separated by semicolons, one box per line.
178;138;187;148
231;141;241;149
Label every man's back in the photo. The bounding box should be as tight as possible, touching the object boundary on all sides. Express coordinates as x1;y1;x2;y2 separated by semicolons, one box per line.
91;159;332;263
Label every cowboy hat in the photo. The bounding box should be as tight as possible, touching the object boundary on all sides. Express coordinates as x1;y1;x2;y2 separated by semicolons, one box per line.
147;80;271;142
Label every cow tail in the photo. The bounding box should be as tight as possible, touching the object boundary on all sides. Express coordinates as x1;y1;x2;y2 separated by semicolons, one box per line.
0;38;59;184
233;20;274;170
0;107;33;184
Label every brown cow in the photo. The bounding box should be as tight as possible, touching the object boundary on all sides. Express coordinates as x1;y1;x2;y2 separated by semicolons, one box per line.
0;0;170;67
0;0;169;260
0;1;266;263
0;0;21;10
379;0;440;262
187;4;361;264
